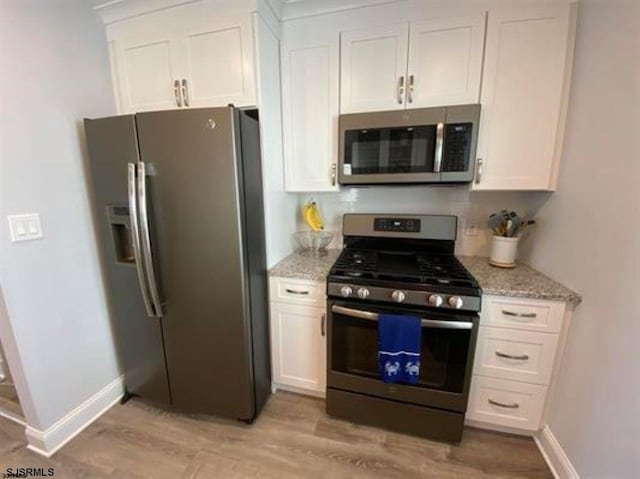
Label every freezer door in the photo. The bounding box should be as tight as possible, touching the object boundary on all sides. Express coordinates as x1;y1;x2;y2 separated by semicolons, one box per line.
135;108;255;419
83;115;171;404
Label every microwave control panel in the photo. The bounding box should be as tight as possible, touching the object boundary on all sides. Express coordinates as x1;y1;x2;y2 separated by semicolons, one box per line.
374;218;421;233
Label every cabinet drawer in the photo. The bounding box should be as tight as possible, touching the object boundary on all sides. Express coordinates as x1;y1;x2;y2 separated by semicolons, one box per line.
481;296;565;333
467;376;546;431
269;277;325;306
474;327;558;385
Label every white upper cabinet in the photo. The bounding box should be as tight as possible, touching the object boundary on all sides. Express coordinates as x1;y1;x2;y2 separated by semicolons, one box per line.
107;6;256;114
473;4;573;190
407;14;485;108
115;35;183;112
340;14;486;113
281;27;340;192
178;15;255;108
340;24;409;113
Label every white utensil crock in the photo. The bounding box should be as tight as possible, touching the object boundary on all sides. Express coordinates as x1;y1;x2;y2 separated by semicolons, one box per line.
489;236;519;268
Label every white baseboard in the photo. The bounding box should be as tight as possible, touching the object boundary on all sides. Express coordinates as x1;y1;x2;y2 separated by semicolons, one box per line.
272;382;326;399
534;425;579;479
0;407;25;426
25;376;124;458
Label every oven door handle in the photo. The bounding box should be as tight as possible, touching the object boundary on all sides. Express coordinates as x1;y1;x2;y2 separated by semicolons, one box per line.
331;305;473;330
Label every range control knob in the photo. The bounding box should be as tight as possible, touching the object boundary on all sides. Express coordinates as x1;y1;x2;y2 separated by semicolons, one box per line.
427;294;443;307
391;290;406;303
340;286;353;298
357;287;370;300
448;296;464;309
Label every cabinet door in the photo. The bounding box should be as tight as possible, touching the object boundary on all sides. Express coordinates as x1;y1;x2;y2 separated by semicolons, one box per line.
114;35;182;113
340;23;409;113
270;303;326;393
179;15;256;108
281;29;340;192
473;5;572;190
407;14;485;108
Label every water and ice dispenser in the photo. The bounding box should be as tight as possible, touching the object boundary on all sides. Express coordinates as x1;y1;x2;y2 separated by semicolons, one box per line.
108;205;135;264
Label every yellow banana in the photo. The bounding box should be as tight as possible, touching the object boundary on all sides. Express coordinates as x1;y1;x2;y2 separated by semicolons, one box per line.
302;200;324;232
309;203;324;231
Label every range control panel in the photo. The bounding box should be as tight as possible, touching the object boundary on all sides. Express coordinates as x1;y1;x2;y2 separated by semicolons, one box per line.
374;217;421;233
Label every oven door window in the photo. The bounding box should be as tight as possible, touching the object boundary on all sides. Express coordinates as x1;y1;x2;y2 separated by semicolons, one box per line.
331;307;471;393
344;125;436;175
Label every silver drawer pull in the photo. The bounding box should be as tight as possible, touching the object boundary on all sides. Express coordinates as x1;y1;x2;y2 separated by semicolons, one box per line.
488;399;519;409
495;351;529;361
501;310;537;319
285;288;310;295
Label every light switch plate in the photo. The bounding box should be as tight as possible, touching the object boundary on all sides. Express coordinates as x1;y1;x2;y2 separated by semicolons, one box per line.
8;213;43;242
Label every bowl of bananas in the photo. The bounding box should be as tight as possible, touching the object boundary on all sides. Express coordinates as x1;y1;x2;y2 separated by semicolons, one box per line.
295;200;334;256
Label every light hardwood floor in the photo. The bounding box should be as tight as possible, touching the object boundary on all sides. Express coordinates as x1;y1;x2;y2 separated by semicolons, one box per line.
0;383;23;419
0;391;551;478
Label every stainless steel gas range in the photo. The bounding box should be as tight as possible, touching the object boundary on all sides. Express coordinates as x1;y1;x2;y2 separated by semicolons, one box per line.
325;214;481;442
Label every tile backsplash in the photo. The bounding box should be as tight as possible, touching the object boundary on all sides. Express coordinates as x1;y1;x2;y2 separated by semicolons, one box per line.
295;185;550;257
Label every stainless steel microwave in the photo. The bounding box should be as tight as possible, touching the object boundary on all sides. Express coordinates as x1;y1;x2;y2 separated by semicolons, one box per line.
338;105;480;185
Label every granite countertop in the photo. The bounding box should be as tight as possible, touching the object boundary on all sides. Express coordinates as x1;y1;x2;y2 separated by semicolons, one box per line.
269;249;341;282
269;251;581;305
457;256;581;305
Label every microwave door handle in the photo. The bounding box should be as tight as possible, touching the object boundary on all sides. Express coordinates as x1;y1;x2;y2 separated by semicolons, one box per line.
128;163;155;317
331;305;473;330
137;162;163;317
433;122;444;173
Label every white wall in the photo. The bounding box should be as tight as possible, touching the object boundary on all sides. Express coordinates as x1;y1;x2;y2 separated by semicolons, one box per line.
519;1;640;476
0;0;120;431
296;188;546;256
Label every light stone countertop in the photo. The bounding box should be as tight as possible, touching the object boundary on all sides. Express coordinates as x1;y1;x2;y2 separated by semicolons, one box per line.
457;256;581;305
268;249;341;282
269;251;581;305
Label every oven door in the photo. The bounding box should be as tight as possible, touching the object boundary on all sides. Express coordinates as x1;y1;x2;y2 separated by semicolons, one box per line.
327;299;478;412
338;108;445;185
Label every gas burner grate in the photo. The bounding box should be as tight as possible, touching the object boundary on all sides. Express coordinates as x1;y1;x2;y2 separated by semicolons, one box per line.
331;249;479;288
332;250;378;277
416;254;477;287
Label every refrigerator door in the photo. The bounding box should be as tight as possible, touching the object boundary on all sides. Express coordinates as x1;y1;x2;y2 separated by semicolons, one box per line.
134;107;256;419
83;115;171;405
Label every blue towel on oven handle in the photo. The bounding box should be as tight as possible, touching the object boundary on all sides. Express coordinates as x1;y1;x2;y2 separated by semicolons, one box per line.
378;313;422;384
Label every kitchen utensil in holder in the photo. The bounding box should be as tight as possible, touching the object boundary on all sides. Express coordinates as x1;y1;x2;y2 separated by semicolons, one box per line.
489;236;519;268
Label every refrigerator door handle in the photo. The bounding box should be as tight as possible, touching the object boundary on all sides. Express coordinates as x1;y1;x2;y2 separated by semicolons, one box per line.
137;161;164;317
128;163;155;317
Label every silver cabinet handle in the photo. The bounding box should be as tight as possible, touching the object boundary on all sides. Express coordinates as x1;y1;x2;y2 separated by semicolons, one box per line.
408;74;415;103
433;122;444;173
128;163;155;317
331;305;473;330
495;351;529;361
285;288;309;295
321;313;326;337
174;80;182;107
488;399;520;409
397;76;405;104
475;158;483;184
137;162;163;317
501;310;537;319
330;163;337;187
181;79;190;107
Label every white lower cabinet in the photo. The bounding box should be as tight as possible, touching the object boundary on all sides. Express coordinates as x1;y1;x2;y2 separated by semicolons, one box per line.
467;376;547;431
269;277;327;396
468;295;570;433
473;326;559;385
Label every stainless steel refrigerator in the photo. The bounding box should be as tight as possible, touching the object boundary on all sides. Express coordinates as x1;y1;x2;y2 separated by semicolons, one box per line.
84;107;270;422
